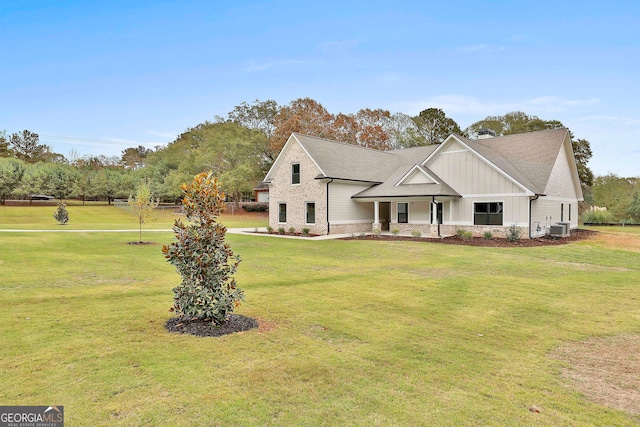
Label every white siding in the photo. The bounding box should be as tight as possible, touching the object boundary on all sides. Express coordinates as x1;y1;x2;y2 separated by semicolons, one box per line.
404;170;434;184
329;182;374;223
427;140;525;195
545;137;581;199
427;139;528;226
531;199;579;235
409;201;430;223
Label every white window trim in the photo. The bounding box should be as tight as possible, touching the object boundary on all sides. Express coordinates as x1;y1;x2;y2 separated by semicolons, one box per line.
472;201;504;226
397;202;409;224
305;201;316;224
278;202;287;223
291;163;301;186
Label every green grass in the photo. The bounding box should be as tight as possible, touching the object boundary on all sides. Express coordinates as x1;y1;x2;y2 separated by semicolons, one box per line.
0;223;639;425
0;204;268;230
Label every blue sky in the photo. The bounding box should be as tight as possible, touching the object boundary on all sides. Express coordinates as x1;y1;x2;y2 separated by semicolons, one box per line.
1;0;639;176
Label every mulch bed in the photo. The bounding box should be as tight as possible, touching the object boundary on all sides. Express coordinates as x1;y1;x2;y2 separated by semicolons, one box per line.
343;229;597;247
165;314;258;338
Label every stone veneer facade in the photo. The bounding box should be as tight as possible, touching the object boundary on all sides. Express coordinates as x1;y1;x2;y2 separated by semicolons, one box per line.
388;223;530;239
268;140;329;235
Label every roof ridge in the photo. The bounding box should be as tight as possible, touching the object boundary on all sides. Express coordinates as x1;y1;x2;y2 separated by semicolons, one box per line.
293;133;397;156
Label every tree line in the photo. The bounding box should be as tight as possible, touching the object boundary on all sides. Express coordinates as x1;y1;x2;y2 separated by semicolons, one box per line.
2;98;637;222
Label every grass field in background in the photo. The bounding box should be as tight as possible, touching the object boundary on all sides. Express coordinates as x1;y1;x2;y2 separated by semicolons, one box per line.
0;204;268;230
0;218;639;425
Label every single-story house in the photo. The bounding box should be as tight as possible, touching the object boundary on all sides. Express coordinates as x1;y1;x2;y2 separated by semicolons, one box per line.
262;128;583;238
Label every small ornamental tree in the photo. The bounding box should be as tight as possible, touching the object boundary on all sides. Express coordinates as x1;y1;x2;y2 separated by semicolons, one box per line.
128;180;159;243
53;201;69;225
162;171;243;325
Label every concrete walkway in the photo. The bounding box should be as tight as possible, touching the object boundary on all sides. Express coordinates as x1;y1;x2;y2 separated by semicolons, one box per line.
0;227;358;240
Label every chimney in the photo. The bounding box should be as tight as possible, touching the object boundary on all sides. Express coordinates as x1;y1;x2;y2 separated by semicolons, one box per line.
477;128;496;140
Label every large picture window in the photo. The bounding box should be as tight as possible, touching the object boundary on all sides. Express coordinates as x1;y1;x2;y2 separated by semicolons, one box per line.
306;202;315;224
474;202;503;225
278;203;287;223
398;203;408;223
291;163;300;185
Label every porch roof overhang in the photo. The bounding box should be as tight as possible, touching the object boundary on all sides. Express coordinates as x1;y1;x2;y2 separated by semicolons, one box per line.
351;182;461;201
352;194;461;202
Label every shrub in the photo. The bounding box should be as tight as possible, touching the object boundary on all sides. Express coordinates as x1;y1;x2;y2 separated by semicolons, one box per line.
373;228;382;237
582;209;613;224
267;225;273;233
288;227;295;234
302;227;310;236
506;224;522;242
391;227;400;236
483;231;493;240
162;171;243;326
411;230;422;238
242;203;268;212
53;201;69;225
278;227;285;235
456;229;472;241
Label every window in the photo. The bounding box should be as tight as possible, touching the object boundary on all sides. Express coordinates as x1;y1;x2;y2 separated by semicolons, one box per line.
306;202;315;224
291;163;300;185
398;203;408;223
474;202;503;225
561;203;564;222
569;204;572;221
278;203;287;223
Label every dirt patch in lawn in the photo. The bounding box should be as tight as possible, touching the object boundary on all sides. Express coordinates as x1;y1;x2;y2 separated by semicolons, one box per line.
592;232;640;253
165;314;258;338
551;334;640;416
344;229;596;247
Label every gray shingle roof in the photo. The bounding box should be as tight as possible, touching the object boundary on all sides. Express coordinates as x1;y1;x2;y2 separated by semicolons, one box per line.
293;133;437;183
352;165;460;198
287;129;570;199
451;128;569;194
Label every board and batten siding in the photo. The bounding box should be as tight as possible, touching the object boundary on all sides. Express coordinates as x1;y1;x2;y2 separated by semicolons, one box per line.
268;139;328;234
328;181;375;224
426;139;524;195
426;138;528;225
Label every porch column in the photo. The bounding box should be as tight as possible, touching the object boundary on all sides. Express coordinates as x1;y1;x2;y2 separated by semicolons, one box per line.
374;201;380;224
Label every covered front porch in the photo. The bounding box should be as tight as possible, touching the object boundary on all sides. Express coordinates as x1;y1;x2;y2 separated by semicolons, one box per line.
361;196;462;238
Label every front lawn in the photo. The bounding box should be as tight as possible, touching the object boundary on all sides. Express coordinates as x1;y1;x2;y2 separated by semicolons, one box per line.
0;204;268;230
0;227;638;425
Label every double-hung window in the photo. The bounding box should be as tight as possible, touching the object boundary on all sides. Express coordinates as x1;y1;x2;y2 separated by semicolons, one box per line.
473;202;503;225
306;202;316;224
278;203;287;223
397;203;408;223
291;163;300;185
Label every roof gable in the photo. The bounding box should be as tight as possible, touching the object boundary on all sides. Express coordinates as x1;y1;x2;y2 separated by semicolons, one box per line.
425;129;571;195
396;164;438;186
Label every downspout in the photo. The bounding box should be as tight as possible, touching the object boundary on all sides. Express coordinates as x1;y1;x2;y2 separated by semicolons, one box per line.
326;178;334;234
432;196;441;238
529;195;539;239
